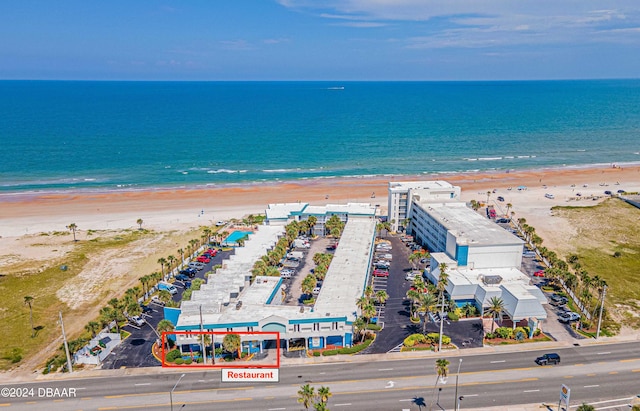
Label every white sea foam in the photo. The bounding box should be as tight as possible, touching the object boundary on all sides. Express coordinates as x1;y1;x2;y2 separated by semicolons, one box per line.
207;169;245;174
478;157;502;161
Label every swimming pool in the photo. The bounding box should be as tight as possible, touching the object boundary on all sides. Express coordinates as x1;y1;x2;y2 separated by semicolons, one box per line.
224;230;253;243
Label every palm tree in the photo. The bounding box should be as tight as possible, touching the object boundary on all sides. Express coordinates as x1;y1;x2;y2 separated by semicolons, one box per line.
136;218;143;230
419;293;438;334
375;290;388;319
297;384;315;410
85;321;101;338
157;257;167;276
167;255;176;274
406;289;421;320
364;285;374;299
316;385;332;404
223;333;242;358
24;296;35;337
436;358;450;382
158;290;172;305
353;317;367;343
313;402;329;411
67;223;78;241
156;319;175;349
505;203;512;218
177;248;185;268
139;275;149;296
486;296;505;333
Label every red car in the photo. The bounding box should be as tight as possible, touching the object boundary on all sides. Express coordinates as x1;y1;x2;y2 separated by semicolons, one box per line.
373;270;389;277
533;270;545;277
197;256;210;263
207;249;218;256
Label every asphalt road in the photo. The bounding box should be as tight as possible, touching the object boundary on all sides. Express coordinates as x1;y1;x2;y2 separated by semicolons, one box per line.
101;248;233;369
3;341;639;410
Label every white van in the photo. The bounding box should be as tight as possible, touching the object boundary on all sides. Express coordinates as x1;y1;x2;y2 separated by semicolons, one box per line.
405;271;421;281
545;193;555;199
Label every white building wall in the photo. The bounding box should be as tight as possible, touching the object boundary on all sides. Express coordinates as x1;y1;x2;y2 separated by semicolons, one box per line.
466;244;523;269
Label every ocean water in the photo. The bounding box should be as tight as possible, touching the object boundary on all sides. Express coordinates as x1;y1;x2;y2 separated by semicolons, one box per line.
1;80;640;194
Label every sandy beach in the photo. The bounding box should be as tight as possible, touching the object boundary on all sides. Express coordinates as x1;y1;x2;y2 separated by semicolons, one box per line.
2;164;640;375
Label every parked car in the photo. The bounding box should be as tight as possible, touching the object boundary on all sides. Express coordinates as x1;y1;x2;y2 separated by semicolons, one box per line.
545;193;555;199
179;269;196;278
206;248;218;256
533;270;545;277
375;262;390;269
188;262;205;270
129;315;145;327
151;295;166;306
197;255;210;263
604;190;612;195
373;270;389;277
535;353;561;365
559;312;581;323
140;303;153;314
617;189;625;194
405;271;420;281
496;218;510;223
549;294;568;306
175;273;190;282
215;221;226;226
497;196;505;202
312;287;321;295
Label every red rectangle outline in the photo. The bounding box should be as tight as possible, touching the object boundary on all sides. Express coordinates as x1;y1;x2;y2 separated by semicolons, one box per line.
161;331;280;369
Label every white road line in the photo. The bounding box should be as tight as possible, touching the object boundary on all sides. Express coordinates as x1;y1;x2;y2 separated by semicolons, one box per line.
198;380;206;382
134;383;151;386
378;368;394;371
579;397;635;405
399;399;413;402
319;372;326;375
583;385;600;388
334;404;352;407
267;408;286;410
490;360;506;363
523;390;540;393
463;394;479;397
596;352;611;355
593;405;635;410
75;387;86;390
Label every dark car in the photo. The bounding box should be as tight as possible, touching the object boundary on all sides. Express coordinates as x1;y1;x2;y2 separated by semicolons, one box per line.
550;294;568;306
604;190;612;195
140;303;153;314
497;196;505;202
180;268;197;278
535;353;561;365
175;273;190;282
617;189;625;194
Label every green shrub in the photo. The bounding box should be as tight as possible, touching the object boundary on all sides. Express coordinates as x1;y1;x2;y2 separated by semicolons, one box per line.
3;348;23;364
366;324;382;331
166;349;182;362
533;328;541;336
184;359;193;365
174;358;184;365
447;311;459;321
313;351;321;357
496;327;513;339
403;333;427;347
514;327;527;339
322;350;338;356
485;332;495;339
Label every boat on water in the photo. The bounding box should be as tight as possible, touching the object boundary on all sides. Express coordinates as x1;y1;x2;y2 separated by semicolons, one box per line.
327;86;345;90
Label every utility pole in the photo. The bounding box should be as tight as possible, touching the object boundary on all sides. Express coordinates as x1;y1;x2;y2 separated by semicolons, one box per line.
59;311;73;373
199;305;207;363
454;358;463;410
596;285;607;339
438;292;445;352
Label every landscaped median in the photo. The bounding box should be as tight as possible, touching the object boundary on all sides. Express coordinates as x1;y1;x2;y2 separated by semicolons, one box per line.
401;333;453;352
309;334;375;357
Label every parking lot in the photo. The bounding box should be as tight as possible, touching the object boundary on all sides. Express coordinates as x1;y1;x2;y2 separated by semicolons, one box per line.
100;247;233;369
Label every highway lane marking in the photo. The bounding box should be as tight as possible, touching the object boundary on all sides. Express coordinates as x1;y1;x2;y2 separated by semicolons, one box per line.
265;397;275;399
608;371;618;374
597;352;611;355
104;385;251;399
587;373;596;376
523;390;540;393
378;368;394;371
398;399;413;402
463;394;478;397
0;405;10;407
267;408;286;410
633;369;640;372
98;397;253;410
585;397;636;405
583;385;600;388
490;360;505;363
334;404;352;407
134;383;151;386
619;358;640;362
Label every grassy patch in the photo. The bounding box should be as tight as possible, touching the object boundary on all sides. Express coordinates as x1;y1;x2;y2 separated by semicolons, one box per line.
0;230;148;371
552;199;640;322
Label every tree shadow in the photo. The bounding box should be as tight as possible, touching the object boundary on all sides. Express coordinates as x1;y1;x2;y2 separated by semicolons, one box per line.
471;322;485;337
412;396;426;410
33;325;45;337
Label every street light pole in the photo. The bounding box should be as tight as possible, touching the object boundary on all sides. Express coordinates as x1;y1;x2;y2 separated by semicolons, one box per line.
454;358;463;411
596;284;607;339
170;373;186;411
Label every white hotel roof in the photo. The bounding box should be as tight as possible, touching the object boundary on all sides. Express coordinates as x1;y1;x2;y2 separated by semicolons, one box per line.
177;215;376;329
389;180;456;191
417;202;523;246
265;203;308;220
304;203;376;216
313;216;377;320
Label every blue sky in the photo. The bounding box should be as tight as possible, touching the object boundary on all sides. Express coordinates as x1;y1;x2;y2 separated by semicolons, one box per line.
1;0;639;80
